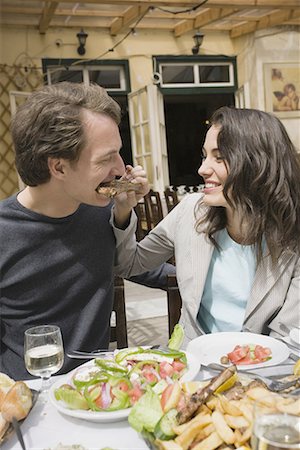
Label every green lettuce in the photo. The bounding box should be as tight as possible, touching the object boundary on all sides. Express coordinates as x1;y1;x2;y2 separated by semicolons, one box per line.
128;388;163;433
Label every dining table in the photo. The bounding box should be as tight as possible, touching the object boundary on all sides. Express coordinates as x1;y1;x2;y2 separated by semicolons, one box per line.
2;336;299;450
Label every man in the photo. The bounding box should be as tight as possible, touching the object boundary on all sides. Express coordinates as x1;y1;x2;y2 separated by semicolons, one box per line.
0;82;174;379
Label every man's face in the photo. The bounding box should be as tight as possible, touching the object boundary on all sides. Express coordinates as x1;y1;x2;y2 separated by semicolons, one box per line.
61;110;124;207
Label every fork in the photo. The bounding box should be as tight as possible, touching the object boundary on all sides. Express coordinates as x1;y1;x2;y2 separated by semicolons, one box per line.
204;363;300;393
67;349;114;359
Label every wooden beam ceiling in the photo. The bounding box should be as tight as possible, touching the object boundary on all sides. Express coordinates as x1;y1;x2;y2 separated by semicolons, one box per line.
0;0;299;38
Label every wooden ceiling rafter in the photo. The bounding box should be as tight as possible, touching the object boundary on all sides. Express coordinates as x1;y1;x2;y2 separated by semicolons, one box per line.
39;1;59;33
174;7;237;36
110;5;149;35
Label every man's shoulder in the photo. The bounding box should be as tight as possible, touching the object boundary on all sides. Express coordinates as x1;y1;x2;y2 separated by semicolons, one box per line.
0;194;17;214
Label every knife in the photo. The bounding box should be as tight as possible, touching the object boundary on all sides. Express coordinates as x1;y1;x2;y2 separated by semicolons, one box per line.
66;351;113;359
201;362;295;379
12;417;26;450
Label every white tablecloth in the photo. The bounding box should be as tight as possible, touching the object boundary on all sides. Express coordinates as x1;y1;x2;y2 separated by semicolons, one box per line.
2;354;297;450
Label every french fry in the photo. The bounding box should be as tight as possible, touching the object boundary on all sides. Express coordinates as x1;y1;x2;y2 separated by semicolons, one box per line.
245;387;275;405
192;431;223;450
173;412;211;435
238;401;253;424
277;397;300;415
212;410;236;445
156;441;183;450
175;414;212;449
218;394;242;416
224;414;249;429
194;423;216;441
196;403;212;416
206;395;219;410
234;426;252;447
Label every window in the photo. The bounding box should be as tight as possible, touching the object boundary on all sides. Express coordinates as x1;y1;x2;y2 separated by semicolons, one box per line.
161;65;194;84
154;56;237;90
42;59;130;92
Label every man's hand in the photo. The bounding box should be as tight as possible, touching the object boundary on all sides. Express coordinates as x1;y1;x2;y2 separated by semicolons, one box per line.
113;165;150;228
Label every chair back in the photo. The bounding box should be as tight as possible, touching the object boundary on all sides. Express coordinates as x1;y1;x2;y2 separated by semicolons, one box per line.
164;188;179;213
144;189;164;228
110;276;128;348
134;202;151;241
166;274;182;337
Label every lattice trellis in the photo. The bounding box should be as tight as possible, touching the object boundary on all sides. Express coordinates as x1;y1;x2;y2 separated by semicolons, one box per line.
0;64;43;200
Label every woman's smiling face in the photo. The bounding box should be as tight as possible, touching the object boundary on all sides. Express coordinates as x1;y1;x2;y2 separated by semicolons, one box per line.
198;124;229;208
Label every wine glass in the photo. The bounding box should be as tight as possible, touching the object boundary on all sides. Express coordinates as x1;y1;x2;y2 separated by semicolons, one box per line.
251;393;300;450
24;325;64;402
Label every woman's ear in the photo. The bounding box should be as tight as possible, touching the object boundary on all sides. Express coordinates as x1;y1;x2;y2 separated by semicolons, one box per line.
48;157;65;179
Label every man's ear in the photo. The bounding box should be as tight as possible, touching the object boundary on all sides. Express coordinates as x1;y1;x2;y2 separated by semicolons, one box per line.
48;157;66;179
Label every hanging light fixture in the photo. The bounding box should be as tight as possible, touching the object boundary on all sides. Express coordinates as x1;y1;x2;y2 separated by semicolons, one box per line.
76;29;88;55
191;31;204;55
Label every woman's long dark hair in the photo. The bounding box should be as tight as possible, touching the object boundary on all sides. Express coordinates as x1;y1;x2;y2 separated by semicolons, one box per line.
195;106;300;263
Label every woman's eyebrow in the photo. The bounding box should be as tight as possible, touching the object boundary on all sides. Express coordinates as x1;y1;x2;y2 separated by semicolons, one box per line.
202;147;220;154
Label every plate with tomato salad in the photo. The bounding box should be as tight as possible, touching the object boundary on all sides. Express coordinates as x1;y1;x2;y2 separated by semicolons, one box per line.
186;332;290;370
49;346;200;422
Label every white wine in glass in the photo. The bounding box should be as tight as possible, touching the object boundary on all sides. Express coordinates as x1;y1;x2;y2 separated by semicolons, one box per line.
251;394;300;450
24;325;64;401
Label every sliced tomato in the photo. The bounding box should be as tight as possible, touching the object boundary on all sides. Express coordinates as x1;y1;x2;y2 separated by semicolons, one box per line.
89;385;104;408
227;344;272;365
159;361;175;379
227;345;249;363
254;345;272;362
172;360;186;373
116;381;130;392
142;368;159;383
128;384;143;404
160;384;174;411
235;354;255;365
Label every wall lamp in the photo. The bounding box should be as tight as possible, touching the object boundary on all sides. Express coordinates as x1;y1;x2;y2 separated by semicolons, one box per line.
191;31;204;55
77;29;88;55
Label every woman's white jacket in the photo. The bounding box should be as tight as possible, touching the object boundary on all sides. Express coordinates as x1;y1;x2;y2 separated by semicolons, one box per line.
114;193;300;346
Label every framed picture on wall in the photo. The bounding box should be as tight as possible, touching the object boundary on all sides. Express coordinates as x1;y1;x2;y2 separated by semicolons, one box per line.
264;62;300;118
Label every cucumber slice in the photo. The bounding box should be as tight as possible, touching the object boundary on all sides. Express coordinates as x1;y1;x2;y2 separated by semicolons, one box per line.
154;408;178;440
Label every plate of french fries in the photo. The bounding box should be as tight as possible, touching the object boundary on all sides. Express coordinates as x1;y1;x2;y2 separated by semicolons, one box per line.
128;365;300;450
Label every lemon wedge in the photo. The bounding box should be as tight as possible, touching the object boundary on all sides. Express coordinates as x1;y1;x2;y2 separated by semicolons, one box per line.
293;358;300;376
215;372;238;394
181;380;208;394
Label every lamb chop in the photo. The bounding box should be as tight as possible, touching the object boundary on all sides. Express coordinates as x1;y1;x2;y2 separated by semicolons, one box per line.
96;180;142;198
177;365;237;424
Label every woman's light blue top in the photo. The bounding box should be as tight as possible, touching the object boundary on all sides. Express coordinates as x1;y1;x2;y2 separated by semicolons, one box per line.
197;228;256;333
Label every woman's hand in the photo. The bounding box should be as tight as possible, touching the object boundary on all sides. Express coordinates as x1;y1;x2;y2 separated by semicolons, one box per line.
113;165;150;228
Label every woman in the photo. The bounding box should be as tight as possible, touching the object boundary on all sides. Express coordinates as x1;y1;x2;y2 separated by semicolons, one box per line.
116;107;300;345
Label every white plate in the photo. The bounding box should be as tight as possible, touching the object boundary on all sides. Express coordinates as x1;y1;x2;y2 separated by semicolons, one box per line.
49;351;200;423
289;328;300;347
186;332;290;370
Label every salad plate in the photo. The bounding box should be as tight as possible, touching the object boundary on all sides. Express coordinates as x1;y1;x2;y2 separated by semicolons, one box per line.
49;349;200;423
186;332;290;370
